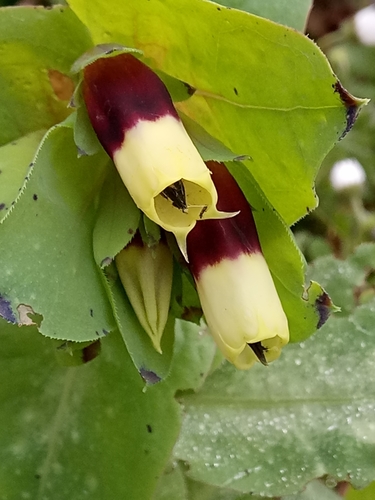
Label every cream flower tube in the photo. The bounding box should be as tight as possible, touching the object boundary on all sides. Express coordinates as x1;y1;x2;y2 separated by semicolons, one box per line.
82;53;232;258
115;232;173;353
186;161;289;369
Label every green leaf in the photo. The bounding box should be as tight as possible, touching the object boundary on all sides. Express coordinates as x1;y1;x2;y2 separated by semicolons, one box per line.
73;92;104;156
0;322;180;499
0;130;45;222
154;462;189;500
165;320;217;391
67;0;366;224
0;6;93;145
154;462;264;500
156;467;342;500
0;317;217;498
180;113;247;163
54;339;102;367
93;166;140;267
173;301;375;496
0;123;115;341
213;0;313;31
156;70;196;103
185;477;263;500
142;215;161;247
347;481;375;500
283;480;342;500
70;43;142;73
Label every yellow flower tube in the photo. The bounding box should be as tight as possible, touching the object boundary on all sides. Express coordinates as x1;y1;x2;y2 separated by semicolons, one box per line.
186;162;289;369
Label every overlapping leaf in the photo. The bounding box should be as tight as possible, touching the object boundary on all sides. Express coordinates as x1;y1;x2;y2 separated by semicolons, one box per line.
213;0;313;31
0;130;45;222
0;318;216;499
68;0;366;225
154;471;341;500
93;167;140;268
347;481;375;500
173;248;375;496
0;6;92;146
0;123;115;341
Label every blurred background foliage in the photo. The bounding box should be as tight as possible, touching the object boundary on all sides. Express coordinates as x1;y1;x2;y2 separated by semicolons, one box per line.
295;1;375;263
300;6;375;496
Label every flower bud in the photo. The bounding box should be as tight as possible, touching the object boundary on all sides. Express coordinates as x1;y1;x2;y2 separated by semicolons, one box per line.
115;232;173;353
187;161;289;369
82;53;232;257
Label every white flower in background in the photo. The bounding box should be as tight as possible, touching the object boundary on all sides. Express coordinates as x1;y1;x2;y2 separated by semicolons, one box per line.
330;158;366;191
354;5;375;46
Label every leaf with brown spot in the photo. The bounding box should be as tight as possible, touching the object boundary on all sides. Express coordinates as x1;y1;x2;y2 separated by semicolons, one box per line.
48;70;75;101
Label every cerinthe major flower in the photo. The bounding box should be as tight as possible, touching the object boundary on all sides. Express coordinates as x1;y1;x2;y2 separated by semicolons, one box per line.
82;52;233;258
115;232;173;353
186;161;289;369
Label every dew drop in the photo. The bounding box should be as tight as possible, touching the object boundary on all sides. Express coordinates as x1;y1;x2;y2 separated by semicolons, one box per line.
325;476;338;488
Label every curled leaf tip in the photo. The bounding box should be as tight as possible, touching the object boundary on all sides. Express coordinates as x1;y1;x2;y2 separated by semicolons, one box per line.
333;80;370;140
315;291;338;329
139;368;162;385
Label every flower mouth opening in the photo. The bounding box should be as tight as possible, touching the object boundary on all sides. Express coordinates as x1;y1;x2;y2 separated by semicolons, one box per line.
236;335;287;368
154;179;212;228
248;341;268;366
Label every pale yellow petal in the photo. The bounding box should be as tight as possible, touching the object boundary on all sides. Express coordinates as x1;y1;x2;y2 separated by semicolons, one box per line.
196;252;289;369
113;115;234;257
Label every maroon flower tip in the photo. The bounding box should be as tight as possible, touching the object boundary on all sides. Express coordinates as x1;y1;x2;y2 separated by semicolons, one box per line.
82;53;179;156
187;161;262;277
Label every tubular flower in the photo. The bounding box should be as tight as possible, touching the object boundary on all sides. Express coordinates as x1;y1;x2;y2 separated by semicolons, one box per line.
115;232;173;353
186;161;289;369
82;53;232;257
